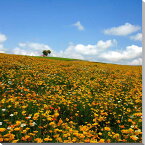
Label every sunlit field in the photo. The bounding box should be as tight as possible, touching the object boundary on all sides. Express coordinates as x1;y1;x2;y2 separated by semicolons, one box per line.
0;53;142;143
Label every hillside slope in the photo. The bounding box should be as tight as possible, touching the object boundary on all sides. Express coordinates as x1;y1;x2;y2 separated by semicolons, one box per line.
0;53;142;143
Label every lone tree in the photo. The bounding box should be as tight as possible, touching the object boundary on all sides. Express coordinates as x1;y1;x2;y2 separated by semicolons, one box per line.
42;50;51;57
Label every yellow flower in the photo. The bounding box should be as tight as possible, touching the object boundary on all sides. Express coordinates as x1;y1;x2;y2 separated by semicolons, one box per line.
14;127;21;131
32;117;38;120
53;134;59;138
134;129;142;135
130;135;138;141
104;127;111;131
92;123;98;126
113;133;120;138
49;122;55;126
33;130;38;133
47;117;52;121
134;113;142;117
121;129;128;133
106;139;111;143
90;140;98;143
98;132;102;135
34;113;39;117
21;130;27;134
4;138;10;142
12;140;19;143
128;128;134;133
73;132;79;136
9;134;15;140
98;139;105;143
94;113;99;117
0;128;6;132
22;111;26;114
14;112;18;115
56;137;62;142
25;127;30;130
29;133;35;136
63;134;68;138
54;112;59;118
79;134;85;139
25;135;30;139
58;119;63;125
44;138;52;141
80;125;89;131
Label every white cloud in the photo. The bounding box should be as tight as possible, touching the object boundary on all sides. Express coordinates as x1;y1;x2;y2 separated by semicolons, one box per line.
129;58;142;65
18;42;51;50
73;21;84;31
104;23;140;36
57;40;116;60
0;33;7;53
143;0;145;2
75;40;117;55
100;45;142;64
130;33;142;41
56;41;142;65
58;45;85;60
12;47;40;56
13;42;53;56
0;33;7;43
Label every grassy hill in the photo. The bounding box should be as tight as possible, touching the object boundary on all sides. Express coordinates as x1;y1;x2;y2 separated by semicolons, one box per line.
0;53;142;143
34;56;81;61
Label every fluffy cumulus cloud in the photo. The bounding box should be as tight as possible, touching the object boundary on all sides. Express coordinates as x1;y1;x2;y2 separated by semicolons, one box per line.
57;40;117;60
100;45;142;64
104;23;140;36
73;21;84;31
0;33;7;53
72;40;116;55
12;42;55;56
130;33;142;41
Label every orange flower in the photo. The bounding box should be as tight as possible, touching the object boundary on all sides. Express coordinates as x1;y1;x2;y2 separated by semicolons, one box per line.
120;125;125;128
34;138;43;143
98;139;105;143
0;138;3;142
130;135;138;141
117;120;120;123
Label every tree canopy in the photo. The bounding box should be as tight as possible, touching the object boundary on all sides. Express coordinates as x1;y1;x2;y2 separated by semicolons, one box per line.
42;50;51;56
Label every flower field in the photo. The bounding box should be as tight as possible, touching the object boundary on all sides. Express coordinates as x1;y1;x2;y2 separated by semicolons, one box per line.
0;53;142;143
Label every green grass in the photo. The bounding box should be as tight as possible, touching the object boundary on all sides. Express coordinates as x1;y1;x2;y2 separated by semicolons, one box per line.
34;56;81;61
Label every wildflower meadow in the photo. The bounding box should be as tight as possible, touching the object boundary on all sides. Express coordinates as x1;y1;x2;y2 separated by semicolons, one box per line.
0;53;142;143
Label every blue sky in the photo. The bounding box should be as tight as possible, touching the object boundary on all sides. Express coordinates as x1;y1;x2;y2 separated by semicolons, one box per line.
0;0;142;65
